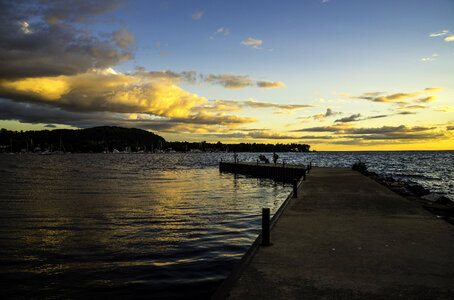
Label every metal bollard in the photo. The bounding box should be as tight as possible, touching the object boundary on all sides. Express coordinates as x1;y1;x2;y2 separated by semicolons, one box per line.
293;178;298;198
310;162;312;170
307;164;310;173
262;208;270;246
303;170;306;181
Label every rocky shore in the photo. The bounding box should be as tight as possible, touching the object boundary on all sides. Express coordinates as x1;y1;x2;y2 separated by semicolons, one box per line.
365;170;454;224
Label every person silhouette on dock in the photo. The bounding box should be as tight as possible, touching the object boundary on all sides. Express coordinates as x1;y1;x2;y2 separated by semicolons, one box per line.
259;154;270;163
273;152;279;165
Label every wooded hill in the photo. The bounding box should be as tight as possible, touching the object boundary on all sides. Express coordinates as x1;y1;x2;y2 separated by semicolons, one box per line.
0;126;165;153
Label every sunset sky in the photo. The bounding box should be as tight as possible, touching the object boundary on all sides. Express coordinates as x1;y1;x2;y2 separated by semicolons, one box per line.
0;0;453;150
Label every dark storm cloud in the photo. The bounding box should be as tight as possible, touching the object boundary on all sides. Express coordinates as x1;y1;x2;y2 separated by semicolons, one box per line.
41;0;124;24
0;98;254;132
133;67;198;84
366;114;389;119
397;111;416;115
335;113;361;123
293;124;437;137
334;112;416;123
298;135;335;140
345;125;435;135
324;108;341;118
203;73;253;89
0;98;172;130
133;67;285;90
202;74;285;89
0;98;111;127
342;133;444;140
0;0;132;79
292;125;344;132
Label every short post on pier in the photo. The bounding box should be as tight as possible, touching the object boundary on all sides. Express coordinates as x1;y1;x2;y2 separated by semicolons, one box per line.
262;208;270;246
293;178;298;198
303;169;306;181
307;164;310;174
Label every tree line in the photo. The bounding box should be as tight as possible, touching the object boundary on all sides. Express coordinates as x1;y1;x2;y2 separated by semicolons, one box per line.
166;141;310;152
0;126;165;153
0;126;310;153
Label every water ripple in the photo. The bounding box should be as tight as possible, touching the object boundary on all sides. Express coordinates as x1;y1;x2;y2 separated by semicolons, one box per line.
0;151;452;298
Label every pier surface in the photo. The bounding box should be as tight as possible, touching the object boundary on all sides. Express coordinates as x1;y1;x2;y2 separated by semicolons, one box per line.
219;161;307;182
226;167;454;299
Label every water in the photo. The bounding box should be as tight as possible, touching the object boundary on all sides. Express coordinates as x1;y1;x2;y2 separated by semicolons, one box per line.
0;151;452;299
0;153;291;299
255;150;453;200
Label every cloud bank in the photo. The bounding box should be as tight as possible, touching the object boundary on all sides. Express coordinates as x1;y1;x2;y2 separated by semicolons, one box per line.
0;1;267;134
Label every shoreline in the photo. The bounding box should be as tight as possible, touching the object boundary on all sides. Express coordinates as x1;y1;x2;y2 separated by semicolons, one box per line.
364;170;454;224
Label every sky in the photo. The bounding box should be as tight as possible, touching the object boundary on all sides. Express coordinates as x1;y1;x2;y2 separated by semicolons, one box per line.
0;0;453;150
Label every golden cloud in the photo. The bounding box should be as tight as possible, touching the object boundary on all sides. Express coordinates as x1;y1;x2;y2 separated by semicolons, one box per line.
0;69;260;131
245;99;315;113
290;124;450;145
433;106;454;112
256;80;286;88
194;100;244;113
204;73;253;89
241;38;262;46
1;77;71;100
397;105;427;110
354;87;442;103
0;70;205;118
429;30;449;37
416;96;436;103
247;130;300;139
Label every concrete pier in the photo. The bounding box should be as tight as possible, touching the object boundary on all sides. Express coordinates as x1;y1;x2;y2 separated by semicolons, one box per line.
221;167;454;299
219;161;307;182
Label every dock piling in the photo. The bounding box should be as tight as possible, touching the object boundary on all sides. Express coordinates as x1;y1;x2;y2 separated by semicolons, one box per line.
293;179;298;198
262;208;270;246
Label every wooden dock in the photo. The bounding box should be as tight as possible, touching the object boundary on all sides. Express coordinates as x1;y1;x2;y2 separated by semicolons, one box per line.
219;161;308;182
214;167;454;299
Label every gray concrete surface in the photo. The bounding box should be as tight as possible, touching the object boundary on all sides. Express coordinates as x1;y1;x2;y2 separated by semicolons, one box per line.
227;167;454;299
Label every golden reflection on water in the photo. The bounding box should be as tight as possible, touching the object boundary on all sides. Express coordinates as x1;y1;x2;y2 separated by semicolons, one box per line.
5;167;288;249
0;154;292;298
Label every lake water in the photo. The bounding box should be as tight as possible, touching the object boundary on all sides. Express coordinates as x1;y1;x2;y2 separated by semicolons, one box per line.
0;151;452;299
0;153;292;299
